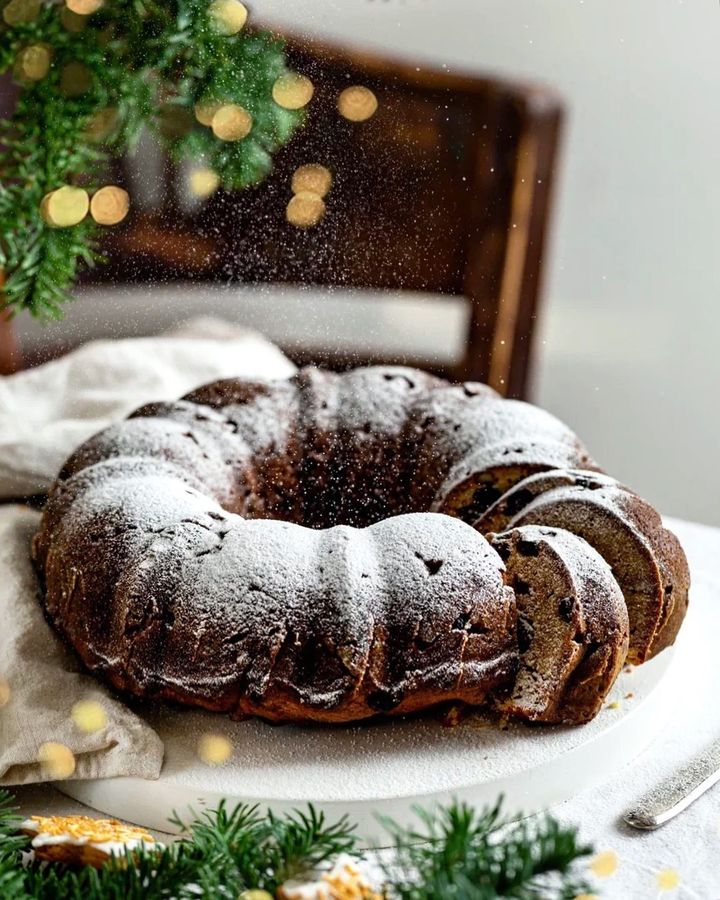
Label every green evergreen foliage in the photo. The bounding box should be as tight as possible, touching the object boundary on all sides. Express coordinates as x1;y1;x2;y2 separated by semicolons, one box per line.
0;0;302;318
0;789;594;898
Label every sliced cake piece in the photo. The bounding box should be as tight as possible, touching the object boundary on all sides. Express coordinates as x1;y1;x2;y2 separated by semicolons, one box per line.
490;525;629;725
505;483;690;664
403;380;500;511
474;468;616;535
435;440;598;524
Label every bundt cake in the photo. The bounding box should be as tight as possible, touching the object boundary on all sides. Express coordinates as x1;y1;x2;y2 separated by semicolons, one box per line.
32;366;690;726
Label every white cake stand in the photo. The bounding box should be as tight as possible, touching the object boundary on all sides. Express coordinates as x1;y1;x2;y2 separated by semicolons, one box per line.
59;649;677;845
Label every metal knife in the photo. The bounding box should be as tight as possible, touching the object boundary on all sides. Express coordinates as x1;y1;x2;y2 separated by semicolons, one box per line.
624;739;720;829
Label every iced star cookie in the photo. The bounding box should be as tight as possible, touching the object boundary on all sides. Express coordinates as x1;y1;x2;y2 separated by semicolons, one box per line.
278;853;382;899
21;815;159;868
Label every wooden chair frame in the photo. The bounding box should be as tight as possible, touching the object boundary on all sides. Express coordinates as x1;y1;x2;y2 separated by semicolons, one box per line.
0;36;563;399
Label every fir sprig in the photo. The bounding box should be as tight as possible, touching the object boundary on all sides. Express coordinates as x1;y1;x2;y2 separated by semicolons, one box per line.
0;791;356;899
0;0;302;318
382;800;594;899
0;788;594;899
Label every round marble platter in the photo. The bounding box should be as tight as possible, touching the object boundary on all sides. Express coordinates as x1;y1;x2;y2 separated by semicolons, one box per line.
59;647;678;846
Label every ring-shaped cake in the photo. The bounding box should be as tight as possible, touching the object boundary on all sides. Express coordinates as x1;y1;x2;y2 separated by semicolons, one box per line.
32;367;689;725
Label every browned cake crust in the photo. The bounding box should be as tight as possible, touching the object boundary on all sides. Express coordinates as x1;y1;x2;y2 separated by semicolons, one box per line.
490;526;629;724
32;366;689;725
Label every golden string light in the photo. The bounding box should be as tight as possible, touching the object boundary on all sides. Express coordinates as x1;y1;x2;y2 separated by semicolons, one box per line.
194;99;222;127
656;869;681;891
71;699;108;733
2;0;40;26
38;742;76;780
60;7;87;32
286;191;326;229
60;61;92;97
197;733;233;765
208;0;248;36
65;0;103;14
291;163;333;198
85;106;119;142
272;73;314;110
11;2;373;261
189;167;220;198
40;186;89;228
337;85;378;122
90;185;130;225
14;44;52;82
589;850;618;878
211;103;253;141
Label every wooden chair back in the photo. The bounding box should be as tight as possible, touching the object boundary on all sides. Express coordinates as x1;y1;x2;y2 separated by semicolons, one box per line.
1;36;563;397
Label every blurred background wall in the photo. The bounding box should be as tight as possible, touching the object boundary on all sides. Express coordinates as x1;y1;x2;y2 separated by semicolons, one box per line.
254;0;720;525
13;1;719;524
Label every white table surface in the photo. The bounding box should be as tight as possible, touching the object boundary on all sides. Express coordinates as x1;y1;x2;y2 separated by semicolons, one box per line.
9;516;720;898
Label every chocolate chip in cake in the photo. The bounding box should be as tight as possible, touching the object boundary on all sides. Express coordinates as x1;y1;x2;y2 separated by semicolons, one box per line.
517;615;534;652
415;551;443;576
493;541;511;562
558;596;575;622
574;475;602;490
503;488;534;516
457;483;502;523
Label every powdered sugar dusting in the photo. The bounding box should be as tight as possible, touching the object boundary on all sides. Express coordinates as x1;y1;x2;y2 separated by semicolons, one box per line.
33;365;684;725
35;366;530;720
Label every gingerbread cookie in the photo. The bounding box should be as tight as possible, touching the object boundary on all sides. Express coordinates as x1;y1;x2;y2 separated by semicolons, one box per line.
278;853;382;899
21;815;159;868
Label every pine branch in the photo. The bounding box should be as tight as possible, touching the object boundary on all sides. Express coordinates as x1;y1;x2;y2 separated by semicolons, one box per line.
0;788;594;899
0;791;28;899
382;800;594;899
0;0;302;319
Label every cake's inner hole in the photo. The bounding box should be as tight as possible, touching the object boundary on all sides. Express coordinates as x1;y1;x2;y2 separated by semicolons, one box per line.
233;437;442;529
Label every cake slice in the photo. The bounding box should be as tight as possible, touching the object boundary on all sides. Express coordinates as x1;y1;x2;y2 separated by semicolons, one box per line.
503;482;690;663
435;439;598;524
474;468;615;535
490;525;629;724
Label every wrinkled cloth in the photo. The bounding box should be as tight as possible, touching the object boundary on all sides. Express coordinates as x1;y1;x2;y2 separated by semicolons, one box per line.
0;505;164;785
0;318;295;498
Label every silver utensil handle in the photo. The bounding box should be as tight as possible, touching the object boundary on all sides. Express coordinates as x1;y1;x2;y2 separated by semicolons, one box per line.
625;739;720;829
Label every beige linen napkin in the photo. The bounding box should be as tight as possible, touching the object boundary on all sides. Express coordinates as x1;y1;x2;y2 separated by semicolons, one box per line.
0;505;165;785
0;317;296;498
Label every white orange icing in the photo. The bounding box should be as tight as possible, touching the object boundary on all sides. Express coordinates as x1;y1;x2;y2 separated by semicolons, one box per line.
279;853;382;899
21;815;158;857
